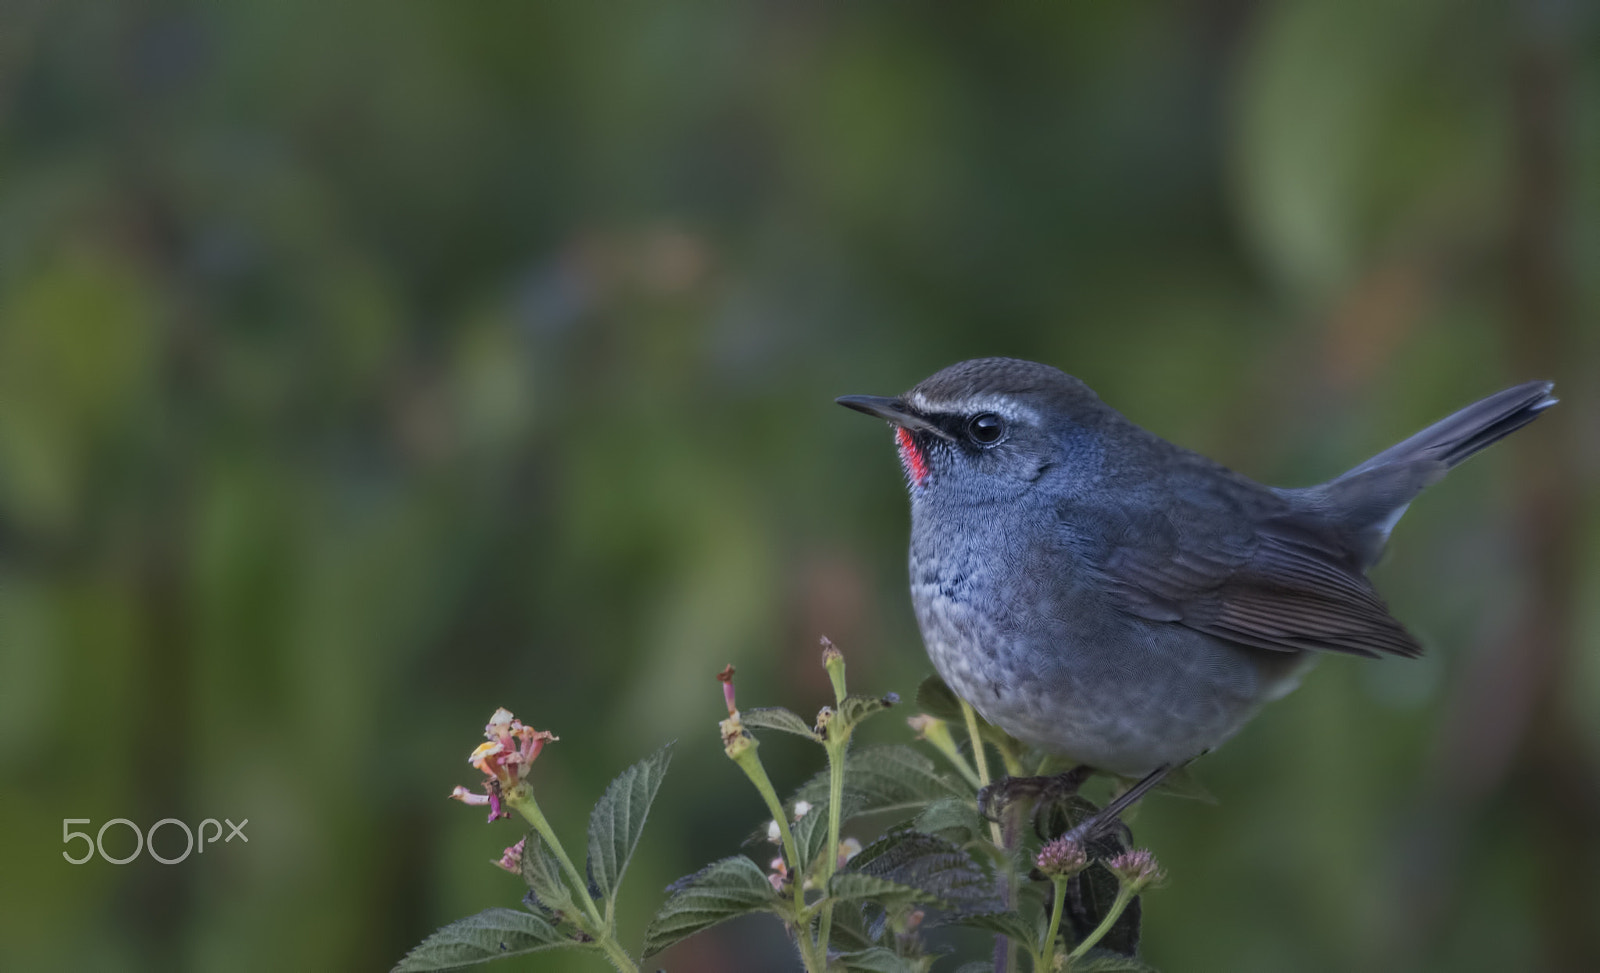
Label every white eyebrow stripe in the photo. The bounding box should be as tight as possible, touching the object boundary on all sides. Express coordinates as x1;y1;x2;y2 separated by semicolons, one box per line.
905;391;1040;425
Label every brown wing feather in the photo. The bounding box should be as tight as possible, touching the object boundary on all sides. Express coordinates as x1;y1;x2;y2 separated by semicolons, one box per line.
1099;508;1423;659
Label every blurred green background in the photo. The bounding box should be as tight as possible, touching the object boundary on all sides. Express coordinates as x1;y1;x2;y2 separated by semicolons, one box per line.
1;2;1597;971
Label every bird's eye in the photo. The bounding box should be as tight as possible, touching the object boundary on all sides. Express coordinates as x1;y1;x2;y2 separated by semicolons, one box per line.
967;412;1006;445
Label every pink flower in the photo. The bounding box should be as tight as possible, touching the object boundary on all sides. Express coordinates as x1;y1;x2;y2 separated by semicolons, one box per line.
1036;836;1089;877
767;854;790;892
1105;848;1164;891
450;708;557;823
717;664;738;716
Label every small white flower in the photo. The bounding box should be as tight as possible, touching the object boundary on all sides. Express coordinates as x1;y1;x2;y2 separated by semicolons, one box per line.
793;800;813;820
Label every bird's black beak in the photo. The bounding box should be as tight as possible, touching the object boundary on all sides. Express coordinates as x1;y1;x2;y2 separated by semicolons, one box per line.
835;395;953;440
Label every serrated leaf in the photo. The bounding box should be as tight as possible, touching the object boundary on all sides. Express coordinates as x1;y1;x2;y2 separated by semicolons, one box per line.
827;901;880;951
391;908;577;971
643;856;780;957
913;798;984;843
1071;952;1160;973
586;742;672;905
946;909;1039;948
825;692;900;741
792;793;861;873
740;706;819;740
827;871;935;906
834;946;925;973
791;745;968;818
844;828;1001;913
518;830;574;915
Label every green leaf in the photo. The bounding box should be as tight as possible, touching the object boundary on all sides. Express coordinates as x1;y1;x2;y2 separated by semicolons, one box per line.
740;706;819;740
826;901;880;951
824;691;900;741
642;856;780;958
1071;952;1160;973
827;871;935;906
391;908;577;971
793;793;861;873
834;946;926;973
913;797;984;843
843;828;1001;913
586;742;673;905
517;830;574;916
791;745;968;818
914;674;965;722
945;909;1039;948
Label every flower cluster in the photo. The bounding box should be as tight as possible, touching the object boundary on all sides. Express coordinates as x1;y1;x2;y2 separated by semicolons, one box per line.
1035;835;1089;878
1106;848;1165;892
450;707;558;822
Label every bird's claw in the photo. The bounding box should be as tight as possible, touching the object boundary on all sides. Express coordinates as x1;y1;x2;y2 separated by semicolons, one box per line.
976;766;1094;823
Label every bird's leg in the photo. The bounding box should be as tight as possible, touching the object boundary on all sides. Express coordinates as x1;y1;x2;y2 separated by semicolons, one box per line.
976;764;1095;822
1060;763;1172;844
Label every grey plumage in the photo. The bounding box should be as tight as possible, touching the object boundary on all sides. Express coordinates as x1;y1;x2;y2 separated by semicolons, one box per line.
839;358;1555;776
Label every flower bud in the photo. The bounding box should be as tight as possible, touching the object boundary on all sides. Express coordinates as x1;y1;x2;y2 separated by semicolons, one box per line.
1035;835;1089;878
717;664;738;716
820;637;847;701
493;837;526;874
1105;848;1164;892
837;837;863;869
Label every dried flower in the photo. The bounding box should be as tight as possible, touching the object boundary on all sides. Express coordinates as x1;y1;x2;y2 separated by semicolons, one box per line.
493;837;526;874
820;637;843;668
767;855;790;892
717;664;738;716
1035;836;1089;878
451;708;555;822
1105;848;1164;892
837;837;863;869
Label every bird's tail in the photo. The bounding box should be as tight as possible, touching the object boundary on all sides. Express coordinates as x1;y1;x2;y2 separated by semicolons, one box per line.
1290;381;1556;567
1340;380;1557;478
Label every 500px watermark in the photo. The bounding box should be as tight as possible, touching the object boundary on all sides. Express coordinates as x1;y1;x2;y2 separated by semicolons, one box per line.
62;817;248;865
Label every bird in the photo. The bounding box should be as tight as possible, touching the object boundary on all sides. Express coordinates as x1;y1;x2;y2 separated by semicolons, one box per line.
838;357;1555;829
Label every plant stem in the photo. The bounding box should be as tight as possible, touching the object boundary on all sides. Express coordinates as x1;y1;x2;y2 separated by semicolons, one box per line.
919;717;983;789
1066;885;1135;962
1038;876;1069;972
813;736;848;956
960;700;1005;849
728;741;825;972
596;933;641;973
510;791;606;930
508;791;640;973
729;746;802;885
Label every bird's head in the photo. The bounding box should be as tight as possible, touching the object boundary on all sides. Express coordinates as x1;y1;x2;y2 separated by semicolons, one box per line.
838;357;1107;504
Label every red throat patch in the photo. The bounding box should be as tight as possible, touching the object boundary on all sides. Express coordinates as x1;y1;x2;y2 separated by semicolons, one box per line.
895;427;930;487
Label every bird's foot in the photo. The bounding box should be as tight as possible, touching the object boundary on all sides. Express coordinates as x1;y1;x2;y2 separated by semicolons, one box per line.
976;765;1095;823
